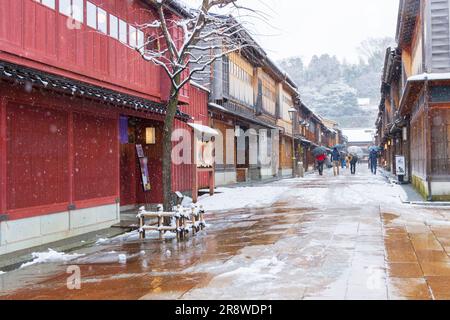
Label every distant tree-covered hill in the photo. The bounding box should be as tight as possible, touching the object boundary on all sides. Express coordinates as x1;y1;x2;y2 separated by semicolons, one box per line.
278;37;394;128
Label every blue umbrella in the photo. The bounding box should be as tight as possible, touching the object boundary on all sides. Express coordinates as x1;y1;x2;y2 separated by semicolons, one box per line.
369;146;382;152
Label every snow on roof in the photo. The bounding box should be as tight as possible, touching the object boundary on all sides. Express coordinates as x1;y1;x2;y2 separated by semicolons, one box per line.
188;123;219;136
208;102;227;111
342;128;376;143
164;0;193;16
408;73;450;82
190;81;210;93
0;60;191;121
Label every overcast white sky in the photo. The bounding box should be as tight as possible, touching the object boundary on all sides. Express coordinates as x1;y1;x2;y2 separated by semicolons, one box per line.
184;0;400;64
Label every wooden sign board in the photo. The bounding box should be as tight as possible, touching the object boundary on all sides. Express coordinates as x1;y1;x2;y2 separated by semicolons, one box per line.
139;157;151;192
136;144;145;158
396;155;406;176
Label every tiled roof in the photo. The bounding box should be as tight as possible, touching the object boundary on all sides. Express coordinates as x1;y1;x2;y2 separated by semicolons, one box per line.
0;61;190;121
396;0;420;46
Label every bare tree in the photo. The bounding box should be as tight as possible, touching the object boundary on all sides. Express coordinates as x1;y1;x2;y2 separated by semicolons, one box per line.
357;37;395;67
136;0;256;211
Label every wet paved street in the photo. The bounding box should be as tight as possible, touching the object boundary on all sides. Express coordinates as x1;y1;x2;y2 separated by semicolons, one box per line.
2;166;450;300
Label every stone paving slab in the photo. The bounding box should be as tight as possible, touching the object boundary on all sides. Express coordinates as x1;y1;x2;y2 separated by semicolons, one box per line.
1;168;450;300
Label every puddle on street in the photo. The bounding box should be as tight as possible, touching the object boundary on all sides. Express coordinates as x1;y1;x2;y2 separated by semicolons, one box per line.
2;172;450;300
0;197;311;300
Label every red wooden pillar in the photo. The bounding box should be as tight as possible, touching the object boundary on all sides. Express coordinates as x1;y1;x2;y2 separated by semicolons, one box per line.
0;97;7;219
209;169;215;196
192;130;198;203
116;115;121;206
210;119;216;197
67;111;74;209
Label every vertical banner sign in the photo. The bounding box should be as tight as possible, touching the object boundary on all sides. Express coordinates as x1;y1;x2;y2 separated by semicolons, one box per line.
395;155;406;176
136;144;151;192
136;144;145;158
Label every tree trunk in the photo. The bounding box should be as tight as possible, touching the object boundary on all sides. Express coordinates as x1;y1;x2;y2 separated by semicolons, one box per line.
162;77;181;212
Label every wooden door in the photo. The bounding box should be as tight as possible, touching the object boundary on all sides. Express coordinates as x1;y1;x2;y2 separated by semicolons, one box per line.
120;144;137;206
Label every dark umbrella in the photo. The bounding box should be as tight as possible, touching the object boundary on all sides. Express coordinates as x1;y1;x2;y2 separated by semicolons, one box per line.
369;146;382;152
333;144;345;150
312;146;327;156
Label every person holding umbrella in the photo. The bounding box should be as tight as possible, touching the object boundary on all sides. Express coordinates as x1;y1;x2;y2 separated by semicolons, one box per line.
369;146;380;175
349;153;359;175
346;154;351;169
341;152;347;169
313;146;327;176
331;147;341;176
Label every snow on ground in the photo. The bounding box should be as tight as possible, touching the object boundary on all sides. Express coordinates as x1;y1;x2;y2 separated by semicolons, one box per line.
197;170;400;212
198;185;289;212
95;238;110;244
282;172;402;208
0;271;5;275
210;257;286;283
96;229;179;246
20;249;84;269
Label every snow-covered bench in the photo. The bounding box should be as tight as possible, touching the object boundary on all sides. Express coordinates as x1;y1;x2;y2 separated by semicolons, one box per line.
137;204;206;240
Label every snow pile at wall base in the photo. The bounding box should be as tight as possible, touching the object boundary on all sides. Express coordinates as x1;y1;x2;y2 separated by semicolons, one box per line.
20;249;84;268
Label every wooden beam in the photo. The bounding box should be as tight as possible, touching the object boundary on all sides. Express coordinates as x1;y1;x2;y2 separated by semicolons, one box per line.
424;80;433;200
0;97;7;215
139;212;177;218
192;130;198;203
141;226;178;232
68;111;74;209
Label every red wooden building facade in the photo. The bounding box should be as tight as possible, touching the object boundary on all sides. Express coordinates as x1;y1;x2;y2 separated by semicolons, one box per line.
0;0;207;255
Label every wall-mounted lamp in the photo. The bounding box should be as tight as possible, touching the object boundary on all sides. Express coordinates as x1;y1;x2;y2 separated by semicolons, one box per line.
288;108;297;121
146;127;156;145
235;125;241;137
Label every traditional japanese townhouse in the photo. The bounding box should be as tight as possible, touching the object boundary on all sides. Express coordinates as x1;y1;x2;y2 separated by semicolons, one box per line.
0;0;209;255
254;59;285;181
376;47;404;176
205;28;290;185
321;117;347;148
296;103;324;172
274;64;300;178
320;120;337;150
338;129;348;148
387;0;450;200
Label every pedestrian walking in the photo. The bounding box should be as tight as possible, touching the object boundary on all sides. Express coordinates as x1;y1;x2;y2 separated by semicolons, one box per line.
350;154;358;175
315;153;326;176
341;156;346;169
346;155;351;169
369;149;378;175
331;147;340;176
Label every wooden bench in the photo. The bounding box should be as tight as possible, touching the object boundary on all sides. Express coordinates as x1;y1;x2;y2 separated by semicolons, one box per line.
137;205;206;240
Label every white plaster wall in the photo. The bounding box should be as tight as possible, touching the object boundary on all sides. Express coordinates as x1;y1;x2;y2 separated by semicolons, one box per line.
280;168;293;177
260;167;273;180
0;204;119;256
215;172;237;186
431;181;450;196
120;205;136;212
